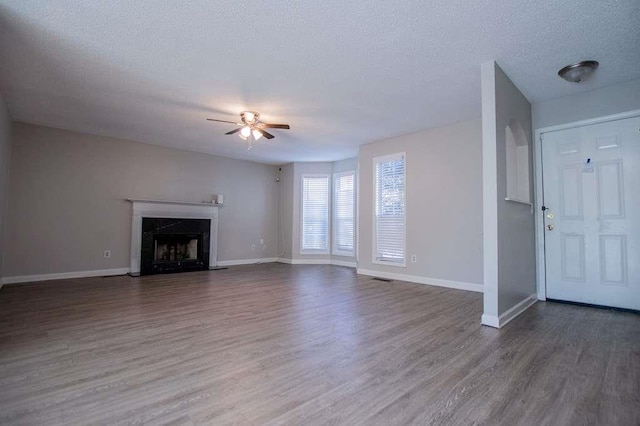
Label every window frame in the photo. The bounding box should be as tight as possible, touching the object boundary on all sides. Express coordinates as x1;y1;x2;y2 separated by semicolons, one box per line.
372;152;406;267
332;170;356;257
300;173;330;254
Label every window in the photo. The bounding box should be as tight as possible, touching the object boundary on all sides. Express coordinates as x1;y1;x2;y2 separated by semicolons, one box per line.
333;171;355;256
301;174;329;253
374;153;406;265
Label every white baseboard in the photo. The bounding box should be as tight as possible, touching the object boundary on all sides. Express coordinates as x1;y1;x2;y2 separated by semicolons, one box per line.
481;293;538;329
0;259;359;286
480;314;500;328
330;259;357;268
357;268;483;293
277;258;356;268
2;268;131;285
216;257;278;266
287;258;331;265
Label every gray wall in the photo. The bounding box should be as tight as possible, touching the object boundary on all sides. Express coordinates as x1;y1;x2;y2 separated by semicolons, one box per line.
533;78;640;129
3;123;280;278
358;119;483;286
482;61;536;322
277;163;294;259
0;91;11;282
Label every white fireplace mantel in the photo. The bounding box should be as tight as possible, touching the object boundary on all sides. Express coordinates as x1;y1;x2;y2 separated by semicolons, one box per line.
127;199;219;276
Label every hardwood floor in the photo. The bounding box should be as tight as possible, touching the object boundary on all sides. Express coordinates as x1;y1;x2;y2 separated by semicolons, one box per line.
0;264;638;425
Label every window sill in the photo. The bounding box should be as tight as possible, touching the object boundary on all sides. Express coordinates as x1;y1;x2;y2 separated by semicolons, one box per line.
300;250;330;255
332;249;355;257
504;197;533;206
372;259;406;268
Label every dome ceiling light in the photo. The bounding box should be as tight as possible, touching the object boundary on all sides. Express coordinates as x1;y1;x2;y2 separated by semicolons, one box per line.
558;60;599;83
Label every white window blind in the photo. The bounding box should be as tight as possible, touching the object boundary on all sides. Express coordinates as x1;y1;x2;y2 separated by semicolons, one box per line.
333;171;355;255
374;153;406;264
301;175;329;252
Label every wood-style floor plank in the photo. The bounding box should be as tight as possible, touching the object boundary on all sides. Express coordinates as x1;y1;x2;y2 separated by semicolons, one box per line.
0;264;638;425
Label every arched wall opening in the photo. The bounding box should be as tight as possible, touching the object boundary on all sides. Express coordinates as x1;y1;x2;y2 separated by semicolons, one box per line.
505;119;530;203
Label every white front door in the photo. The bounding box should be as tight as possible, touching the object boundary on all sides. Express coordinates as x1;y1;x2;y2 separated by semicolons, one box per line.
542;116;640;310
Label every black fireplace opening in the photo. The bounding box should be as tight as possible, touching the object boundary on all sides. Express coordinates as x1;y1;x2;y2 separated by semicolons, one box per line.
141;218;210;275
154;234;200;262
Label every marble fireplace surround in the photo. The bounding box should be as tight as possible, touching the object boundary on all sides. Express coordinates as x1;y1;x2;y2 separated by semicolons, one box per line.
127;199;219;276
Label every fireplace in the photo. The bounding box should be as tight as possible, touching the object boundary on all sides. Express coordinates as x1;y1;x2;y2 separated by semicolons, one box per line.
127;199;219;276
140;217;210;275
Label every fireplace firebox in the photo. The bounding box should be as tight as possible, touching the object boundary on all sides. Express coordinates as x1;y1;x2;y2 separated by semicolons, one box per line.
140;218;210;275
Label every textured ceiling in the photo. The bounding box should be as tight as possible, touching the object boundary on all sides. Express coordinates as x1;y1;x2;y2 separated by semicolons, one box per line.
0;1;639;164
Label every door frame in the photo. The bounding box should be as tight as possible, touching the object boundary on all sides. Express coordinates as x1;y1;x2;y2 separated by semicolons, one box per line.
534;109;640;301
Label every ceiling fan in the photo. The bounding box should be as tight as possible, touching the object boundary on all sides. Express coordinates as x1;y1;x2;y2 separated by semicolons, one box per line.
207;111;290;149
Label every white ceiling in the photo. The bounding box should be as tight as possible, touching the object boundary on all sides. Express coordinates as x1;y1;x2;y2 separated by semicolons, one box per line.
0;1;639;164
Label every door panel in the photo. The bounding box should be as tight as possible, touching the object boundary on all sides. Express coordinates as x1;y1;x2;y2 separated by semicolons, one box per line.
597;160;624;218
542;116;640;310
599;234;627;285
560;165;583;219
560;233;585;281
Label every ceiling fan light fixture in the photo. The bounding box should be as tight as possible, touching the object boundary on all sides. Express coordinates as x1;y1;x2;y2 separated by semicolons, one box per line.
241;111;257;124
207;110;289;149
240;126;251;138
558;60;599;83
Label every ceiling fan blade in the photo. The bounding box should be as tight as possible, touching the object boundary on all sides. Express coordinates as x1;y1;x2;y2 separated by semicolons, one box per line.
255;128;275;139
207;118;240;125
259;123;290;129
225;128;242;135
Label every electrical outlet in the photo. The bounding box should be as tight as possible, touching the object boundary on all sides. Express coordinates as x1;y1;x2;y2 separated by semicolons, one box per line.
260;238;264;245
411;254;417;263
104;250;111;259
251;244;256;251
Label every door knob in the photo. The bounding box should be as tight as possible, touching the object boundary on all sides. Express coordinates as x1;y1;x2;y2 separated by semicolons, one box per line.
546;224;554;231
